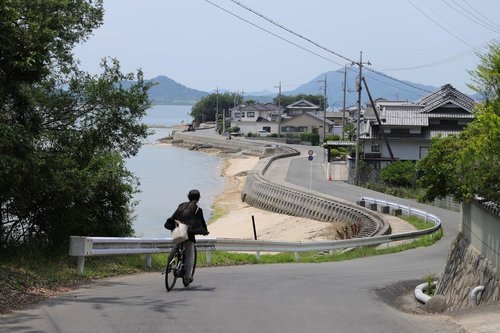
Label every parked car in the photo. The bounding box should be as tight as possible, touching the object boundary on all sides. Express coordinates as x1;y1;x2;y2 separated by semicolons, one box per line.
187;124;195;132
256;130;270;137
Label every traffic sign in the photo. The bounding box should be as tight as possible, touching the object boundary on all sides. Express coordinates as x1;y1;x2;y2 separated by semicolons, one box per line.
308;155;313;161
308;150;314;156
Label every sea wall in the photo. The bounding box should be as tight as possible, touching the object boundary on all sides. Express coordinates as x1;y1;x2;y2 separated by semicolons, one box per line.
173;130;278;157
173;131;389;237
436;199;500;311
242;152;390;238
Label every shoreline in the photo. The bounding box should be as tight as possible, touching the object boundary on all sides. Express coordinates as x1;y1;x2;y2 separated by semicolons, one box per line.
162;134;415;241
198;151;347;241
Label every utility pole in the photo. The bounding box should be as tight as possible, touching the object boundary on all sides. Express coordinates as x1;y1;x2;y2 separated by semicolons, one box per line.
353;51;370;185
275;81;282;138
319;75;327;141
342;64;348;141
215;86;219;134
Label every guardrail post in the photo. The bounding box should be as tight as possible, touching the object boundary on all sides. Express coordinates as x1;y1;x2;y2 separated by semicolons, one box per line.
294;252;300;262
256;251;261;262
146;254;152;269
77;256;85;275
205;251;212;265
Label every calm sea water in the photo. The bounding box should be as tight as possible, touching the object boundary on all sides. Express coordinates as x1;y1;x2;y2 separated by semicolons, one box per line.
126;105;226;237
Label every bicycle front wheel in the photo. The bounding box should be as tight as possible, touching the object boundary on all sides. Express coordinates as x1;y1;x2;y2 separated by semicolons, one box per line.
165;248;180;291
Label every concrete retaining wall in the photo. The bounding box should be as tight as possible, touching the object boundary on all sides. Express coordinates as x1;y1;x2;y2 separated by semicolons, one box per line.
173;130;279;157
436;199;500;310
436;232;500;311
242;153;390;238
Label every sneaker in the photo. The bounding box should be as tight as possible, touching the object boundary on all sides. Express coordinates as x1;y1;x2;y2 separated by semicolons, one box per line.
184;277;193;284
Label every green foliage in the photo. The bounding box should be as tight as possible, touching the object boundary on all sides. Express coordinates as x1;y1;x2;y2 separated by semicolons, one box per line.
311;134;320;146
272;94;323;107
229;126;240;133
422;272;437;296
363;182;423;200
0;1;152;252
343;123;356;140
459;101;500;202
191;92;243;124
418;41;500;203
300;132;313;141
417;135;464;202
467;42;500;101
325;134;340;141
380;161;417;187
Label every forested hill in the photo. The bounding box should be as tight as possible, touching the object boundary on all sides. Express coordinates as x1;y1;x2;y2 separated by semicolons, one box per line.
139;72;475;106
146;76;208;105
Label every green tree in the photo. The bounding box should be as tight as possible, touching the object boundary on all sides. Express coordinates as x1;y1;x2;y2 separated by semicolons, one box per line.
190;92;243;124
418;41;500;203
273;94;323;107
380;161;416;188
343;123;356;141
417;135;464;201
0;1;152;251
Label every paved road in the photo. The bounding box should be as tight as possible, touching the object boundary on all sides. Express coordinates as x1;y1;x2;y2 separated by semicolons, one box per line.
0;140;473;332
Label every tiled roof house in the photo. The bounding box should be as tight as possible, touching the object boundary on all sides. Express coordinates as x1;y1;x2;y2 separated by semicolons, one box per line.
360;84;476;160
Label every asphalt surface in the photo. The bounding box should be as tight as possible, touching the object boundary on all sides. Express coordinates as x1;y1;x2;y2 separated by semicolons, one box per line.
1;136;498;332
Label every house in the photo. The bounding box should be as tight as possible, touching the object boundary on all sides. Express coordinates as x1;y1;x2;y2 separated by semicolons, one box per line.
229;103;284;135
325;110;351;137
359;84;476;162
286;98;320;116
281;112;335;141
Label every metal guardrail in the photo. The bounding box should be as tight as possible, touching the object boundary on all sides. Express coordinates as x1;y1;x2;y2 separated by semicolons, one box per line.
69;197;441;274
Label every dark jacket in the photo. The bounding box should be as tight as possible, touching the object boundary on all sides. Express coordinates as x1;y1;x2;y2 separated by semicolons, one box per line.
165;201;209;242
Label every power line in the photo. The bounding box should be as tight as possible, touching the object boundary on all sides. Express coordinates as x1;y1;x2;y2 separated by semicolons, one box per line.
376;41;489;71
405;0;475;48
225;0;431;94
443;0;500;33
229;0;357;64
203;0;344;67
461;0;500;31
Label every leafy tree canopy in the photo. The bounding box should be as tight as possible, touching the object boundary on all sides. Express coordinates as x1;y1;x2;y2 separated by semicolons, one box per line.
0;0;152;252
190;92;243;124
273;94;323;108
417;41;500;203
380;161;416;188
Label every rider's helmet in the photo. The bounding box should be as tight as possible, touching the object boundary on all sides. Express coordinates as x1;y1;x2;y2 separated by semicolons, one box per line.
188;189;200;202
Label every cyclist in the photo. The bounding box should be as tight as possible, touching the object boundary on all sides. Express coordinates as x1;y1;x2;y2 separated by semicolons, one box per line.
164;189;209;284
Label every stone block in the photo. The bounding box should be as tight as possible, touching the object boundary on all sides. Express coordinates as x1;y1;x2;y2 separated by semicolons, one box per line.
392;208;402;216
357;200;365;207
381;206;390;213
369;203;377;211
424;295;446;313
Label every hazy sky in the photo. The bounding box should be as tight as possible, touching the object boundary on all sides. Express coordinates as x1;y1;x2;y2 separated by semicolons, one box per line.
74;0;500;95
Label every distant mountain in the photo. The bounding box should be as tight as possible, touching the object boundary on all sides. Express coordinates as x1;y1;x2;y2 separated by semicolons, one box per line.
285;68;439;109
140;71;464;107
147;76;208;105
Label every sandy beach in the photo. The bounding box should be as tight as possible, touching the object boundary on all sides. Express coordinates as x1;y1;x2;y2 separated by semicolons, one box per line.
200;153;350;242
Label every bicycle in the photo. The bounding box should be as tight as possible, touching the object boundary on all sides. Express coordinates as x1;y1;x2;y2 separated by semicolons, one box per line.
164;240;197;291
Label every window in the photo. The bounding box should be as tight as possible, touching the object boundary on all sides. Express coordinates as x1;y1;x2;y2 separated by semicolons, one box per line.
371;144;380;152
246;112;255;117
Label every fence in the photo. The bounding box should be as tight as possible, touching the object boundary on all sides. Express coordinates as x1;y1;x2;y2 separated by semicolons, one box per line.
69;197;441;274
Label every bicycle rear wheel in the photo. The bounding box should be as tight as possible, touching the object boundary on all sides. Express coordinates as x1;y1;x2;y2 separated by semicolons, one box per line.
165;247;180;291
182;246;197;287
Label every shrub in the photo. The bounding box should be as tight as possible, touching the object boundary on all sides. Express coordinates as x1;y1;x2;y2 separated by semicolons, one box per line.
380;161;416;187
